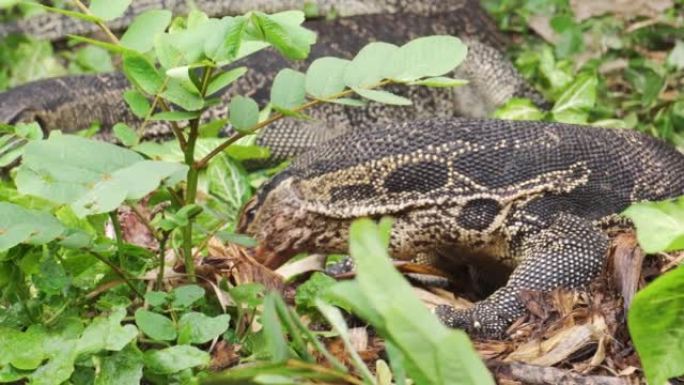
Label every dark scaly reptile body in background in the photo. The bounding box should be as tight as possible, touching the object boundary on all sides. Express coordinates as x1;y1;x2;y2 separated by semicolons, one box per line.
0;1;547;164
239;118;684;337
0;0;471;41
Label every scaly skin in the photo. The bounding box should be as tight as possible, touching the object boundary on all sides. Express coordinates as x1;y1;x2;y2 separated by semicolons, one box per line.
0;3;548;165
0;0;478;41
239;118;684;337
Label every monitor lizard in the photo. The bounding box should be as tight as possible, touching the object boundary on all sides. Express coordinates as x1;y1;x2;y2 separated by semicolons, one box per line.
237;117;684;337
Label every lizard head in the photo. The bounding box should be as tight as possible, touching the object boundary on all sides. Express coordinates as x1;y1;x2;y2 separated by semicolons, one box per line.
237;171;351;268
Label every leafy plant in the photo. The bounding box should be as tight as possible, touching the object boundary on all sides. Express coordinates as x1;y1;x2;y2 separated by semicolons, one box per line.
0;1;483;384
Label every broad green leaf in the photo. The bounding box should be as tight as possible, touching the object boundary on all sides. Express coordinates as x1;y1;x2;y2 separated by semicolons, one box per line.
354;88;412;106
0;325;48;370
123;54;164;95
95;345;143;385
305;57;350;99
261;293;290;362
145;291;168;307
551;74;597;123
494;98;545;121
385;36;468;82
344;42;398;88
16;134;186;216
410;77;469;88
326;219;494;385
135;309;177;341
207;67;247;96
71;160;186;217
229;95;259;132
177;312;230;344
226;144;270;161
113;123;139;147
29;340;78;385
210;16;248;62
171;285;206;308
77;308;139;355
667;40;684;71
0;202;66;251
151;111;200;121
623;198;684;253
628;265;684;385
295;273;337;313
143;345;210;374
250;11;316;60
89;0;132;21
228;283;265;308
207;153;252;219
123;89;151;118
270;69;306;111
33;256;70;295
332;98;367;107
120;10;172;52
162;78;204;111
73;45;115;73
216;231;258;248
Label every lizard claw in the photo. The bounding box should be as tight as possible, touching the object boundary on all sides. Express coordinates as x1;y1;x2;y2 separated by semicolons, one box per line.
434;304;509;338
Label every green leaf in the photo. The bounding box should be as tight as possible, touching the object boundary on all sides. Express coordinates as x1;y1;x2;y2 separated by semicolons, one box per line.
15;134;186;217
229;95;259;132
135;309;177;341
207;153;252;218
261;293;290;362
0;325;48;370
171;285;205;308
623;198;684;253
71;160;186;217
68;35;133;55
143;345;210;375
145;291;168;307
207;67;247;96
667;40;684;71
216;232;258;248
551;74;597;123
162;78;204;111
151;111;200;121
177;312;231;344
409;76;469;88
123;53;164;95
95;345;143;385
344;42;398;88
628;265;684;385
494;98;545;121
385;36;468;82
270;69;306;111
0;202;66;251
353;88;412;106
326;219;494;385
77;308;139;355
305;57;350;99
89;0;132;21
250;11;316;60
73;45;115;73
113;123;139;147
123;89;151;118
120;10;172;52
295;272;337;313
228;283;265;308
33;256;70;295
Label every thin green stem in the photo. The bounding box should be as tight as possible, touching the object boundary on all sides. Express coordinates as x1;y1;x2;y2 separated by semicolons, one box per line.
109;211;125;264
181;66;215;282
88;250;144;298
194;80;392;169
156;231;170;290
71;0;120;44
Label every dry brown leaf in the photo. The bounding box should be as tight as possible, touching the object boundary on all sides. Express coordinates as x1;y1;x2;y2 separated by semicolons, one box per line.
570;0;673;21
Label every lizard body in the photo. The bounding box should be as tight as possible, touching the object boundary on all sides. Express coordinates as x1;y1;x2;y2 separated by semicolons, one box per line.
239;118;684;336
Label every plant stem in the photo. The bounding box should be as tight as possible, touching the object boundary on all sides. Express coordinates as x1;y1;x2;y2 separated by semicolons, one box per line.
89;250;144;298
109;210;125;265
194;81;391;169
71;0;120;45
181;66;215;282
156;231;170;290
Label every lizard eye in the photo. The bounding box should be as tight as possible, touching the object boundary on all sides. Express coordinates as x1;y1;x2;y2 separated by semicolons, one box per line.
237;198;259;233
